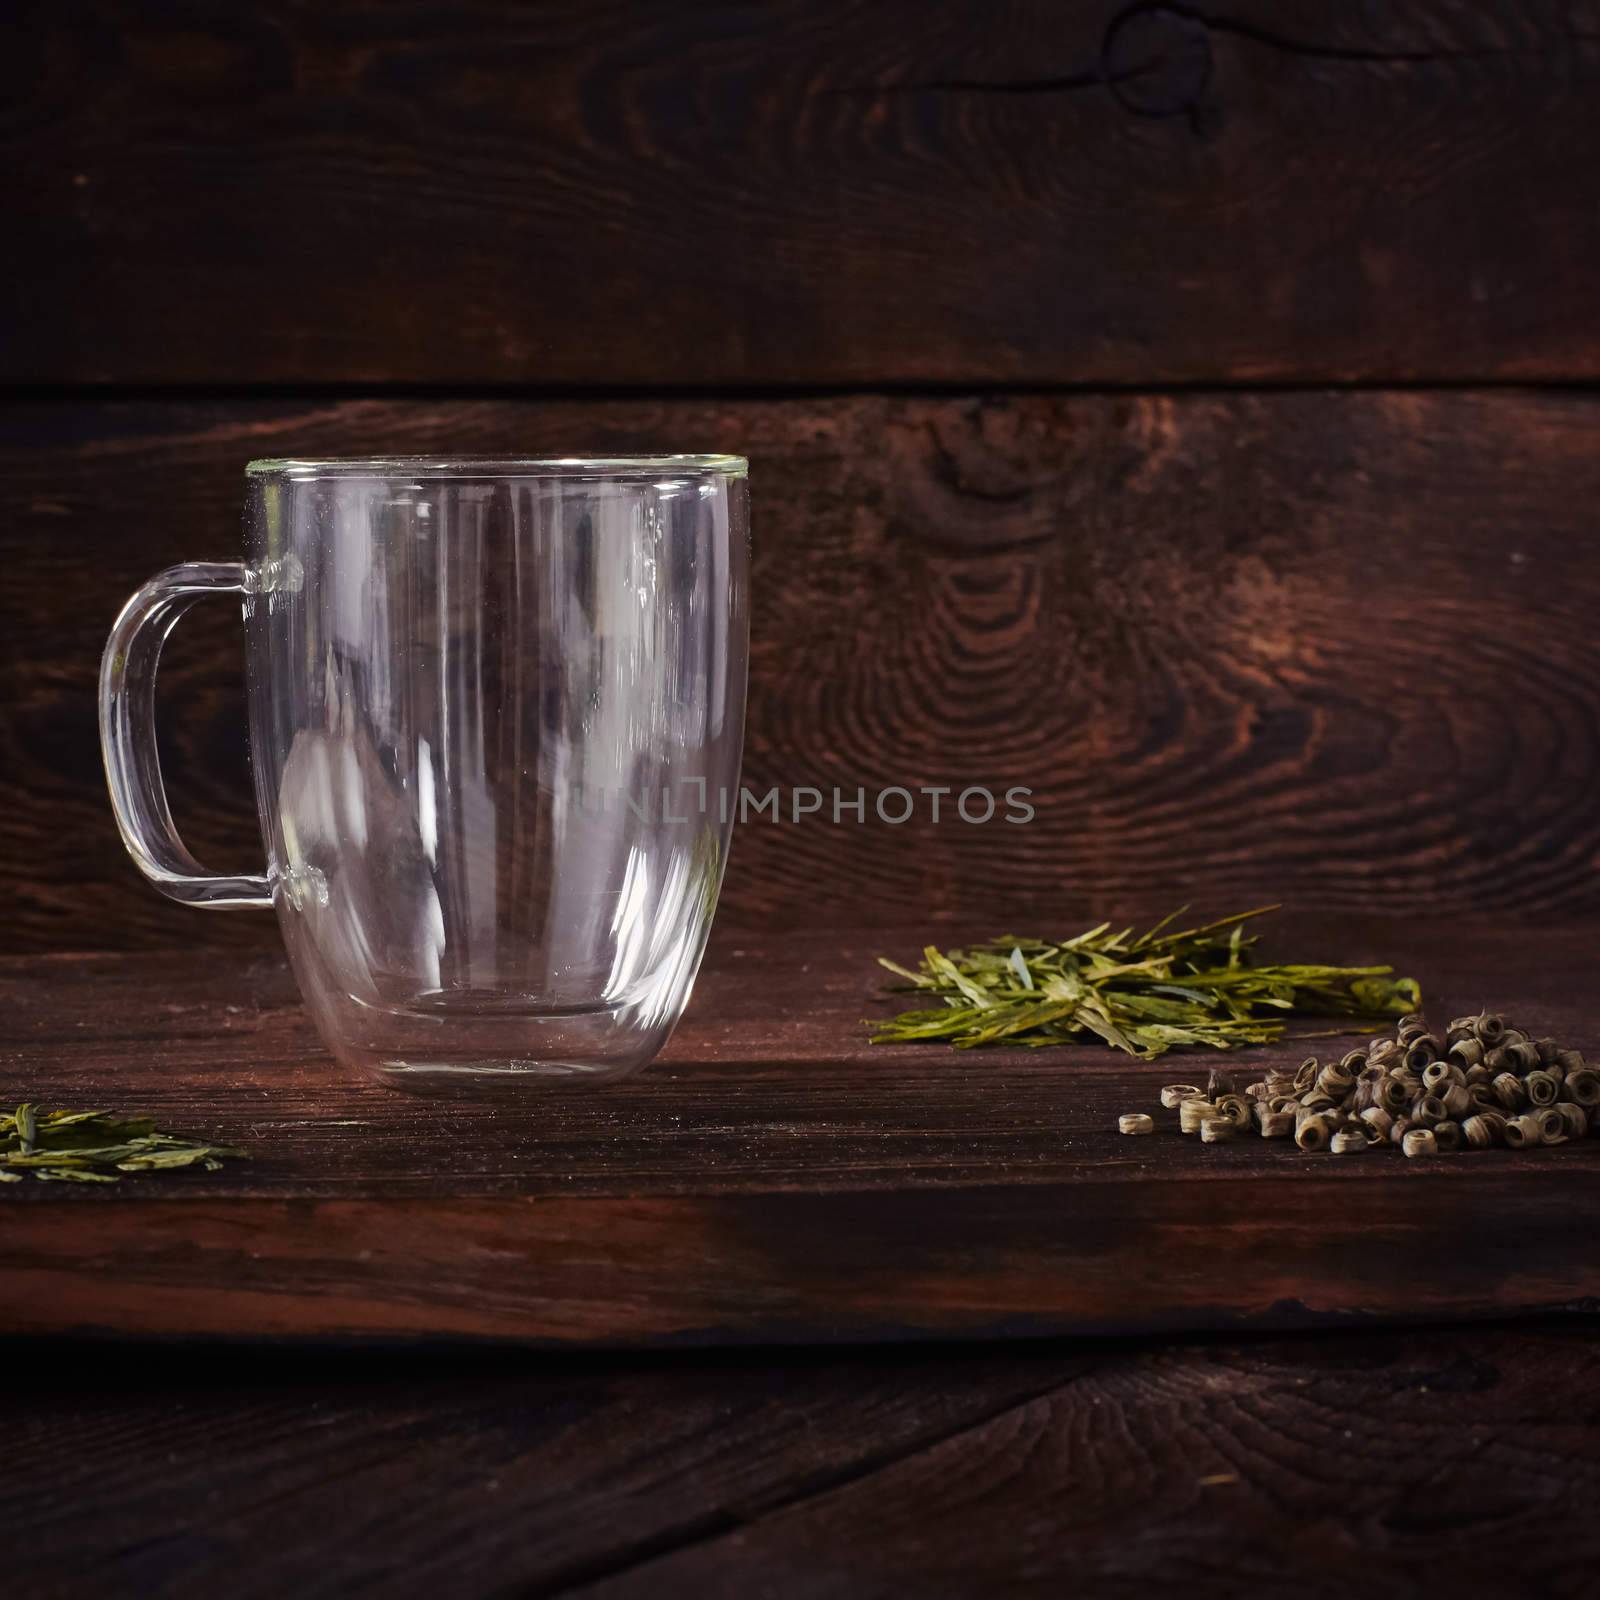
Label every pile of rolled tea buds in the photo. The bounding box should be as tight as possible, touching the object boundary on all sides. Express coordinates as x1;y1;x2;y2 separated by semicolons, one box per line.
1126;1011;1598;1156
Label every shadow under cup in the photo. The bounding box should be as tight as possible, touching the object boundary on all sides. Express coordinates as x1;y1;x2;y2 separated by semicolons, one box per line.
101;457;750;1088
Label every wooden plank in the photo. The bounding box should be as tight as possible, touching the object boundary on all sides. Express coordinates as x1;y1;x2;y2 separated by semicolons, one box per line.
570;1323;1600;1599
7;1;1600;384
4;918;1600;1344
8;1323;1596;1597
0;1339;1062;1598
7;390;1600;954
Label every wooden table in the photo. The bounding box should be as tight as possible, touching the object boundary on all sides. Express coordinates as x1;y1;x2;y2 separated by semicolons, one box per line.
6;918;1600;1594
7;917;1600;1344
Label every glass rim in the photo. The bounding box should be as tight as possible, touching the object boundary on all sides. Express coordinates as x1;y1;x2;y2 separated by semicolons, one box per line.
245;454;748;480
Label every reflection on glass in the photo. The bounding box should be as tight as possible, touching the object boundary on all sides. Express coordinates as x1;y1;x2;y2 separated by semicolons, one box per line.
243;461;748;1084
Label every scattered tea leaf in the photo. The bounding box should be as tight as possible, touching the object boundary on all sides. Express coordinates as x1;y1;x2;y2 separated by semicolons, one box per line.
871;906;1419;1059
1;1105;245;1185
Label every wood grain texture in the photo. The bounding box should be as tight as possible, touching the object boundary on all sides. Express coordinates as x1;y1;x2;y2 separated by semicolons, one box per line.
7;391;1600;953
5;917;1600;1345
7;0;1600;384
0;1340;1063;1599
8;1323;1599;1599
573;1323;1600;1600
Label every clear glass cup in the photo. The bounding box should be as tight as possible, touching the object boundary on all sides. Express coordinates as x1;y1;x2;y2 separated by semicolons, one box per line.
99;457;749;1086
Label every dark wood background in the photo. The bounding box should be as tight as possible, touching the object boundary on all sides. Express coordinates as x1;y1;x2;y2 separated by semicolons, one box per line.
11;7;1600;1594
7;0;1600;953
12;1321;1600;1598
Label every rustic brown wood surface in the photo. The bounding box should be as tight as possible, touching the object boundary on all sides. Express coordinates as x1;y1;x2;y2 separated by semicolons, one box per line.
8;390;1600;956
6;1321;1599;1598
4;916;1599;1345
8;1;1600;386
13;5;1600;1594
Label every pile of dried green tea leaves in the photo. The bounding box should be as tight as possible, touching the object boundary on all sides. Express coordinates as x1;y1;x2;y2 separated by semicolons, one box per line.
1144;1011;1598;1156
1;1104;243;1184
872;907;1419;1059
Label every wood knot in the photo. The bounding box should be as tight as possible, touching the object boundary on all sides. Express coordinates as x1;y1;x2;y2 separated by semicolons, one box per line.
1102;3;1213;117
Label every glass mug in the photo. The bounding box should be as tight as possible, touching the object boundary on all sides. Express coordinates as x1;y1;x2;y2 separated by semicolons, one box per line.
99;457;749;1086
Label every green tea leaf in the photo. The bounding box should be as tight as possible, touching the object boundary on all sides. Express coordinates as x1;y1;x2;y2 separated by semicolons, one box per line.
871;907;1419;1059
0;1103;245;1185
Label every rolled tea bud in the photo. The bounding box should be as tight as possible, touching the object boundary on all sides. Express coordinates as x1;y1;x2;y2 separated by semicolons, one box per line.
1432;1120;1463;1153
1448;1037;1485;1068
1536;1107;1567;1145
1462;1112;1505;1149
1216;1093;1254;1127
1555;1102;1588;1140
1268;1094;1299;1114
1441;1083;1472;1119
1525;1070;1560;1108
1403;1039;1437;1074
1339;1049;1368;1073
1508;1041;1542;1074
1317;1061;1355;1098
1295;1113;1334;1151
1466;1081;1498;1112
1473;1013;1506;1048
1503;1114;1544;1150
1359;1106;1394;1138
1562;1069;1600;1107
1464;1063;1492;1086
1483;1046;1512;1074
1160;1084;1202;1109
1299;1088;1337;1113
1293;1058;1318;1094
1206;1067;1237;1100
1402;1129;1438;1158
1421;1062;1455;1092
1398;1011;1427;1030
1557;1048;1587;1075
1244;1081;1271;1101
1491;1073;1527;1111
1391;1066;1422;1097
1376;1077;1410;1116
1537;1037;1561;1067
1179;1098;1221;1135
1119;1113;1155;1135
1389;1115;1413;1146
1367;1038;1400;1066
1259;1110;1295;1139
1200;1117;1237;1144
1329;1130;1366;1154
1412;1094;1447;1127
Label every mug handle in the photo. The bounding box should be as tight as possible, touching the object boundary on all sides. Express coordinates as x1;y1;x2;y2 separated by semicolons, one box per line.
98;561;273;909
